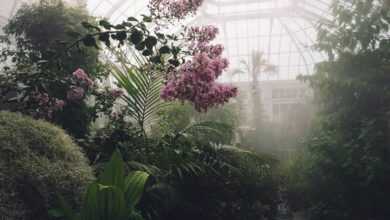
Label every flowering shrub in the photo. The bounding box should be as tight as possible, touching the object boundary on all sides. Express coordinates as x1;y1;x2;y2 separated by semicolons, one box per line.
72;68;94;87
67;86;85;102
0;2;109;137
149;1;237;111
66;68;94;102
149;0;204;19
161;25;237;111
0;65;121;126
72;0;237;113
30;91;66;119
28;68;94;118
187;25;219;45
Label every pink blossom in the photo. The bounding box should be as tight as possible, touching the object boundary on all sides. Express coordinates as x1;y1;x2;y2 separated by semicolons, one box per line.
33;92;50;106
30;92;65;119
53;99;66;110
72;68;88;80
187;25;219;43
161;23;237;111
72;68;93;87
161;51;236;111
67;86;85;101
209;44;224;58
149;0;204;19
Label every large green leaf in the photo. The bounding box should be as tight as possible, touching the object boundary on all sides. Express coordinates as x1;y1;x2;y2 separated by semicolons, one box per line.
95;185;127;220
80;183;99;220
80;183;127;220
52;151;149;220
124;171;150;210
99;150;125;191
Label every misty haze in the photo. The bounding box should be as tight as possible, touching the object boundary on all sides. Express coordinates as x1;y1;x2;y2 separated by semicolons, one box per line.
0;0;389;220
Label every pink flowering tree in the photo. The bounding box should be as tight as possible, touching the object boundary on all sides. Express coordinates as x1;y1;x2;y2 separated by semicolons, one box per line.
148;0;204;19
0;65;122;126
160;25;237;111
76;0;237;114
150;0;237;112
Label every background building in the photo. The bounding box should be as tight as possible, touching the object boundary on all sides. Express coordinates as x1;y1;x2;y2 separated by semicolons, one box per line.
234;79;311;123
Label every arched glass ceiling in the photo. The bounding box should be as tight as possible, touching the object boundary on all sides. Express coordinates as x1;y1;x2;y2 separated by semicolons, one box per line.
87;0;148;24
87;0;331;81
1;0;332;81
196;0;331;81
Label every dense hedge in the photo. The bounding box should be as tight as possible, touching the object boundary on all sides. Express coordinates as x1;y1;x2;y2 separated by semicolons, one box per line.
0;111;94;220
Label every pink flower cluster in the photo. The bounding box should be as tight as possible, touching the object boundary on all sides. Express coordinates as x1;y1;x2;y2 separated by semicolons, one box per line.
161;25;237;111
187;25;219;43
191;44;224;58
67;86;85;101
32;92;66;119
149;0;204;19
72;68;93;87
54;99;66;110
27;68;93;120
66;68;93;102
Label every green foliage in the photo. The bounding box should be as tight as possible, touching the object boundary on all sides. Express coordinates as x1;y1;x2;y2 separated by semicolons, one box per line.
72;11;180;67
157;146;280;220
292;1;390;219
81;100;281;220
0;0;107;138
278;149;313;212
2;0;100;76
317;0;390;55
51;151;149;220
85;98;281;219
110;55;165;132
0;111;94;220
156;102;237;145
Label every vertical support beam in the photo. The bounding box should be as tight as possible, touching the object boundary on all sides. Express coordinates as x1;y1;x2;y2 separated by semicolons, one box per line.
278;17;310;76
221;21;233;82
267;18;274;62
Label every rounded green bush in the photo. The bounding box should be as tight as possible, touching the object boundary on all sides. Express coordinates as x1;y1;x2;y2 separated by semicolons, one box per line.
0;111;94;219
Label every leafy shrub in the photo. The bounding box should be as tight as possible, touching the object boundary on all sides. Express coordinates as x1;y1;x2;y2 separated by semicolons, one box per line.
155;102;237;145
0;1;108;138
52;151;149;220
278;149;312;212
2;1;100;75
145;146;280;220
0;111;94;220
291;1;390;219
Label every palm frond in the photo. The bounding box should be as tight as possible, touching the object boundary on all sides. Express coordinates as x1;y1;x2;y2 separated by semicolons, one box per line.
180;121;234;144
109;48;167;133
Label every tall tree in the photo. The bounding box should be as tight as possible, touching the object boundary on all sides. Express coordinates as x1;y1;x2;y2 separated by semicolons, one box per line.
0;0;105;138
299;1;390;219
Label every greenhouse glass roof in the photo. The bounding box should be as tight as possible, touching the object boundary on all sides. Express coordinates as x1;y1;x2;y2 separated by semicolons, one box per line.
1;0;332;81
